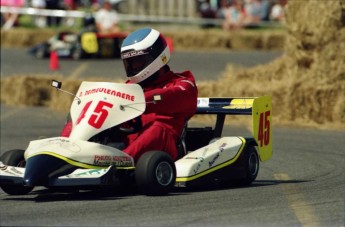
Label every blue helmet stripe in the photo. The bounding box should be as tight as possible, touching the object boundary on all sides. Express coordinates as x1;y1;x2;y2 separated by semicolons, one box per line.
122;28;152;47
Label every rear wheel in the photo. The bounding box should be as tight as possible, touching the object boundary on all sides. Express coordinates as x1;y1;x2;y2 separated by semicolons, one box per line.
35;45;47;59
135;151;176;196
0;149;34;195
72;47;84;60
238;146;259;185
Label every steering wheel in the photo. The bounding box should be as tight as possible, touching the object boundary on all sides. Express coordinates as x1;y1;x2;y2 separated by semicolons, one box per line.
119;116;142;134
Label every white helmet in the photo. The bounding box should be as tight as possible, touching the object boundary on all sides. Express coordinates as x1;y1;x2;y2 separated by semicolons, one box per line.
120;28;171;84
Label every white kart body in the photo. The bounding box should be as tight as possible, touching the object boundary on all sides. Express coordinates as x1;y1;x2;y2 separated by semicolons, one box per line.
0;82;146;186
25;137;134;168
0;81;272;191
176;137;244;178
26;82;147;168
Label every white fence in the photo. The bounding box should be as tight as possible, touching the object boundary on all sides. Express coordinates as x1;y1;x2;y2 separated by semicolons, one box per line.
1;5;224;29
125;0;197;18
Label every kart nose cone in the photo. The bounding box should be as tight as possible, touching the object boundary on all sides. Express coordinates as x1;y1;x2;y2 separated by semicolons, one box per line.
23;154;71;187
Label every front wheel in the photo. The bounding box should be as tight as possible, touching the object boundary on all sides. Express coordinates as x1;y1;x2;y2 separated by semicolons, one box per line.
0;149;34;195
135;151;176;196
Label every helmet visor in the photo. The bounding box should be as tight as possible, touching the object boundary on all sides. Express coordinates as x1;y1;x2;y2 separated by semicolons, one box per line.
122;51;155;77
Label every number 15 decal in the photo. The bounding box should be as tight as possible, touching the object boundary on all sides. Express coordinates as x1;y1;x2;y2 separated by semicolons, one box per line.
76;100;114;129
258;110;271;147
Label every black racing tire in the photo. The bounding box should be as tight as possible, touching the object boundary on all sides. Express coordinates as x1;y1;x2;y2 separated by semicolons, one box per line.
0;149;34;195
238;146;260;185
72;47;84;60
35;45;47;59
135;151;176;196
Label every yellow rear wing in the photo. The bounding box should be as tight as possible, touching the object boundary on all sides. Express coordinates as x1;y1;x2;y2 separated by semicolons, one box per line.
196;96;272;161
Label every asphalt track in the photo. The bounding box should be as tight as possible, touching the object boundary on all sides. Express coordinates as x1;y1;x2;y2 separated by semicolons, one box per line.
1;48;282;80
0;48;344;226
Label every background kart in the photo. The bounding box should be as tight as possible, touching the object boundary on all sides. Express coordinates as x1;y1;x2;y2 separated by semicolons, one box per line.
0;81;272;196
28;31;127;60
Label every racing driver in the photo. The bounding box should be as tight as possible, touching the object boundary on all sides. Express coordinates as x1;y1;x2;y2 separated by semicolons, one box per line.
61;28;198;162
120;27;198;162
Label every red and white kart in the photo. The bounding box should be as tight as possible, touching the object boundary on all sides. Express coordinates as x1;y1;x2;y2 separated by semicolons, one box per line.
0;81;272;196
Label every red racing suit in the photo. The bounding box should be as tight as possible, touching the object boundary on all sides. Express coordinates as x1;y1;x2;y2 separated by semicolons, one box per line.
124;69;198;161
60;69;198;162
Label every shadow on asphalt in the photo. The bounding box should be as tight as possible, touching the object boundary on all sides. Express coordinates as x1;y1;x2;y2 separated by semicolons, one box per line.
2;179;310;202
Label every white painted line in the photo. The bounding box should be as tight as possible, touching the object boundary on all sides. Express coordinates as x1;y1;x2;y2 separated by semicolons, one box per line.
68;63;88;79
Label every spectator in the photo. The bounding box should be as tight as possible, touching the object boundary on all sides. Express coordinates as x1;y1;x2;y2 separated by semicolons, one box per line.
81;14;97;32
63;0;77;27
198;0;216;18
270;0;286;22
45;0;63;27
31;0;47;27
95;0;120;33
216;0;229;19
198;0;217;28
243;0;263;26
222;0;246;30
1;0;24;29
260;0;271;21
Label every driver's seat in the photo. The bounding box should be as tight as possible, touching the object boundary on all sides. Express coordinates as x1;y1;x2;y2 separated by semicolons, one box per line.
176;122;188;160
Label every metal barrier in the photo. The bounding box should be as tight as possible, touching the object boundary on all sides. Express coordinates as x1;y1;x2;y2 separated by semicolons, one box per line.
1;6;281;30
0;6;224;29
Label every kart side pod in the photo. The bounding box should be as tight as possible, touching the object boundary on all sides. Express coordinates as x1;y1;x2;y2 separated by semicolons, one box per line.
175;96;272;187
194;96;272;161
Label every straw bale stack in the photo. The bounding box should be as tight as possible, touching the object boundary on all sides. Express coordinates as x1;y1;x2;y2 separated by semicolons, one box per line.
198;0;345;128
0;28;56;48
0;75;58;106
0;75;80;110
1;0;344;129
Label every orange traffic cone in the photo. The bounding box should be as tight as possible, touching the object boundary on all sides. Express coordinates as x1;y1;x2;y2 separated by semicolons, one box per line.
49;51;59;70
166;37;174;53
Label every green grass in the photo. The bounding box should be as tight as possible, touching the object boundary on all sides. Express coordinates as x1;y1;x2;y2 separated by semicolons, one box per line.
17;14;83;30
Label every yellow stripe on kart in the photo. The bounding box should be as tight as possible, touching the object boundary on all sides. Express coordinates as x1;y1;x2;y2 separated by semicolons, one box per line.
223;98;255;109
176;137;246;182
27;152;135;170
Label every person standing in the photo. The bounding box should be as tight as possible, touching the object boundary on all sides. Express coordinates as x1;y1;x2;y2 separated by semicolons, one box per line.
95;0;120;33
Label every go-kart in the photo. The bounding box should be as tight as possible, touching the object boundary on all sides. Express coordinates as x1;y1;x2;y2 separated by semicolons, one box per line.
28;31;127;60
0;81;272;196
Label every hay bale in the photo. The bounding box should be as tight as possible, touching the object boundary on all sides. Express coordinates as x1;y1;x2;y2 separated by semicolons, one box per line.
0;75;118;113
0;75;60;106
230;31;264;50
1;28;56;48
1;0;344;129
164;29;285;51
0;75;77;111
0;28;285;50
211;0;345;129
48;78;83;112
